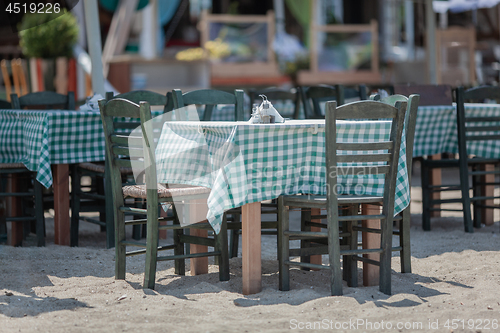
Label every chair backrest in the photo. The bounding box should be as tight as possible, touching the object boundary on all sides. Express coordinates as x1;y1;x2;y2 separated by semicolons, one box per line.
325;100;407;217
106;90;174;113
0;98;11;109
99;98;156;209
172;88;245;121
11;91;76;110
299;84;367;119
370;93;420;180
394;84;452;106
248;87;300;119
455;86;500;162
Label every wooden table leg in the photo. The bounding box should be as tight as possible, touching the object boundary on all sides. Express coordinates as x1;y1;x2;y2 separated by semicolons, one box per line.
189;199;208;275
429;154;441;218
362;204;381;286
309;208;322;267
9;174;23;246
479;164;495;226
242;202;261;295
53;164;70;245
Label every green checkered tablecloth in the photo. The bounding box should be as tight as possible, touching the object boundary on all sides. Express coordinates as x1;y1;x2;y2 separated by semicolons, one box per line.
156;119;410;233
0;109;106;188
414;103;500;158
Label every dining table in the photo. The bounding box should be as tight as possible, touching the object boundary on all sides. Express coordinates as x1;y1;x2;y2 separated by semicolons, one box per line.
0;108;108;245
155;118;411;294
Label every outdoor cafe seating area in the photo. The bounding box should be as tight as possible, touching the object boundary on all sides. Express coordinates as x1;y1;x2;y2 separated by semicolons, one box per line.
0;82;499;298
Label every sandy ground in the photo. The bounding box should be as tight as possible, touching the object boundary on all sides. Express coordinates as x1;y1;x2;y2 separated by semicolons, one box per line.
1;163;499;333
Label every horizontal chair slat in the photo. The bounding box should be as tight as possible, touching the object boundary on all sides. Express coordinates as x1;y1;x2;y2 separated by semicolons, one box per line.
284;260;330;270
466;134;500;141
112;146;144;158
334;165;389;175
113;158;133;168
338;214;385;221
336;142;392;151
336;153;391;163
465;116;500;122
110;134;142;146
157;251;221;261
178;234;216;247
465;125;500;132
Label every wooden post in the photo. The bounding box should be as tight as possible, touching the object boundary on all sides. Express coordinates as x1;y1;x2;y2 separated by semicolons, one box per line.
429;153;442;217
9;174;23;247
480;164;495;226
361;204;381;286
242;202;262;295
53;164;70;245
189;198;209;275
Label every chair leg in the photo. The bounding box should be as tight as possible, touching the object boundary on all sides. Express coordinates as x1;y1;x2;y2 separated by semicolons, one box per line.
217;215;230;281
173;206;185;276
400;208;412;273
300;208;311;270
70;164;80;247
459;164;474;233
327;208;342;296
472;168;482;229
34;175;45;247
115;208;127;280
421;161;431;231
379;218;392;295
143;205;160;289
229;212;240;258
278;197;290;291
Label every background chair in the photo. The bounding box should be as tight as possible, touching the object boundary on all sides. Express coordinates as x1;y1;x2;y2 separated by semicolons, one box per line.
11;91;75;110
71;90;173;247
248;87;301;119
172;88;245;121
99;98;229;289
278;99;407;295
456;86;500;230
371;93;420;273
299;84;367;119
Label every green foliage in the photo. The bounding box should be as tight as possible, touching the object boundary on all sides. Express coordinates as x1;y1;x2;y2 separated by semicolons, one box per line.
19;10;79;58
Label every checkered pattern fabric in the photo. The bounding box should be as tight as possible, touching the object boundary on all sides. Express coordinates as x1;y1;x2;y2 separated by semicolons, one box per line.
414;104;500;158
156;119;410;233
0;110;105;188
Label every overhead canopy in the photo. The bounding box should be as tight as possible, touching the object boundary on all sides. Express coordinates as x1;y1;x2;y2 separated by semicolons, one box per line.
433;0;500;14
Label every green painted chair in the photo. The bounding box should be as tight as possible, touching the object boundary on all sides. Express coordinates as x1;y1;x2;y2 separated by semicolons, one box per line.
248;87;301;119
0;98;11;108
99;97;229;289
456;86;500;230
299;84;367;119
11;91;75;110
71;90;173;247
172;88;245;121
370;93;420;273
278;99;407;295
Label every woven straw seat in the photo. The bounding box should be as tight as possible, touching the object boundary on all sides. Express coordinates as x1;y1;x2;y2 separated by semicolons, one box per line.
122;183;211;199
78;162;133;174
0;163;26;169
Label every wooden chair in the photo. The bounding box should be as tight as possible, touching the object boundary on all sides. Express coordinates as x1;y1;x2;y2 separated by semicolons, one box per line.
0;99;11;108
371;93;420;273
299;84;367;119
99;97;229;289
278;99;407;295
248;87;301;119
11;91;75;110
71;90;173;247
395;85;457;231
456;86;500;229
172;88;245;121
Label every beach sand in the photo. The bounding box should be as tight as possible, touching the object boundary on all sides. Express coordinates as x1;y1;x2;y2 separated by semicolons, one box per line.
1;164;499;332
